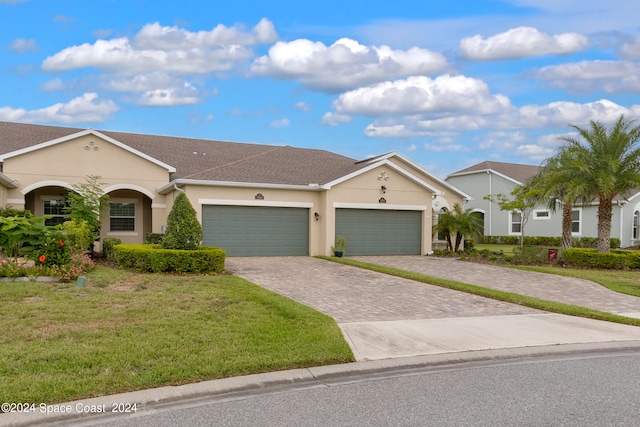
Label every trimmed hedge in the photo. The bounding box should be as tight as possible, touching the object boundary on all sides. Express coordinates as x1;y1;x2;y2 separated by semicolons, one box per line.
563;248;640;269
114;244;226;273
481;235;621;248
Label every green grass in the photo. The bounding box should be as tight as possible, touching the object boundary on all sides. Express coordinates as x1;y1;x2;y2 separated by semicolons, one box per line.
0;266;354;404
474;243;519;254
318;256;640;327
510;265;640;297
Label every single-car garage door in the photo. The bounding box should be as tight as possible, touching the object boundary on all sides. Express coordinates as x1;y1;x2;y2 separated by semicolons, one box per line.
202;205;309;256
335;209;422;255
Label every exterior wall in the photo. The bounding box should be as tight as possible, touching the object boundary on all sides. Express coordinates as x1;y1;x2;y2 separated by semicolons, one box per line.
3;134;170;244
181;184;323;255
100;190;152;245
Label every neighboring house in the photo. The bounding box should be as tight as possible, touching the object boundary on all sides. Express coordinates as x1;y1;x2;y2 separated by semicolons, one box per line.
0;121;469;256
446;160;640;248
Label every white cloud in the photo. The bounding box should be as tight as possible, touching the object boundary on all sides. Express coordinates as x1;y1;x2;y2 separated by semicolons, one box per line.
360;99;640;139
0;93;118;123
40;78;64;91
41;19;274;79
269;118;290;128
459;26;589;60
423;142;466;152
332;75;512;117
8;38;38;53
294;101;311;111
251;38;448;92
133;18;277;50
478;131;525;150
133;83;201;106
620;36;640;59
321;112;352;126
531;60;640;93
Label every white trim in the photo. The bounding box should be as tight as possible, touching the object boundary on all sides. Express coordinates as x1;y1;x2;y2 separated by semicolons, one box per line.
333;202;427;211
533;209;551;220
571;207;582;236
109;197;138;204
325;158;443;195
21;180;73;195
363;152;472;200
107;232;138;237
7;198;25;205
151;203;166;209
447;168;525;187
103;184;156;200
199;199;313;208
158;179;320;194
0;129;176;173
508;211;522;235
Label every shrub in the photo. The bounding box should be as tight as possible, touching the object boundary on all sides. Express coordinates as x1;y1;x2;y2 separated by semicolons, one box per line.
144;233;163;244
161;193;202;250
35;230;71;268
62;219;94;253
102;238;122;262
65;175;109;242
563;248;637;269
513;245;550;265
114;244;226;274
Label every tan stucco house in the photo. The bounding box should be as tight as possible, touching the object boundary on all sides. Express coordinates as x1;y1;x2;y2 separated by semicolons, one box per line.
0;121;469;256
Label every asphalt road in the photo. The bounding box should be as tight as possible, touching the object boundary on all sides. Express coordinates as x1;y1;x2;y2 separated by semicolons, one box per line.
71;349;640;427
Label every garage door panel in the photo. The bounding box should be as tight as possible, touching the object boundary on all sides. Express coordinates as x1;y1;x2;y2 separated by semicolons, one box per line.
335;209;421;255
202;205;309;256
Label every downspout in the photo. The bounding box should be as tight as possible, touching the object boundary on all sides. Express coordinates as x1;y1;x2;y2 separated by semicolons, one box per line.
618;201;624;247
488;171;492;236
173;184;185;193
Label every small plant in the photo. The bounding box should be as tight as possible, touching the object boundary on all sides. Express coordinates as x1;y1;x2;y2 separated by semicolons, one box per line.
332;236;346;257
49;253;96;282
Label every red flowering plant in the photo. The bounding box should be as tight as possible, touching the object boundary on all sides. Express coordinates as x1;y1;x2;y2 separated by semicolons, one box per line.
35;230;71;268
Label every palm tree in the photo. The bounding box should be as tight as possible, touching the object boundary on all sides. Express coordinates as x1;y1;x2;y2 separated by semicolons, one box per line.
526;149;584;250
559;115;640;252
433;204;483;252
450;204;484;251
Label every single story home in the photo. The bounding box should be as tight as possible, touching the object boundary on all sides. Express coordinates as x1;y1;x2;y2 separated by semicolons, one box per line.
446;160;640;248
0;121;469;256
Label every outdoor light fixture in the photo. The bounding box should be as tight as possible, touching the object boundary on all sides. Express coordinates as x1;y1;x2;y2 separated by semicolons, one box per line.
314;212;320;221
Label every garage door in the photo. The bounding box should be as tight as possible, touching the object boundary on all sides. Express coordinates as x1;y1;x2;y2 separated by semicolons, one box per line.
335;209;422;255
202;205;309;256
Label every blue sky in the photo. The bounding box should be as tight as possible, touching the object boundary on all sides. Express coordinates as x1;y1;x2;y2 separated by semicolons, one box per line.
2;0;640;177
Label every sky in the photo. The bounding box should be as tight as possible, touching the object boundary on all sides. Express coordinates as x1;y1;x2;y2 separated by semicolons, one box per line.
2;0;640;177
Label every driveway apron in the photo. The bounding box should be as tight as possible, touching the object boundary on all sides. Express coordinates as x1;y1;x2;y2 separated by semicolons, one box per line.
226;257;640;361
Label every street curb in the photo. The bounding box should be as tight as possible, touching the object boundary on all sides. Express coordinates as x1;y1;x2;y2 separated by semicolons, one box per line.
4;341;640;426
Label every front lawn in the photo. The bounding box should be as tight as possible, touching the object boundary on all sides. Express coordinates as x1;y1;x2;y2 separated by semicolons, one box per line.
474;243;519;254
0;266;353;405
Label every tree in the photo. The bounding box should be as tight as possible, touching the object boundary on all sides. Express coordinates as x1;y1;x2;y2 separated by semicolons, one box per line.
484;186;537;248
432;204;484;251
525;150;584;250
65;175;109;243
161;192;202;250
558;115;640;252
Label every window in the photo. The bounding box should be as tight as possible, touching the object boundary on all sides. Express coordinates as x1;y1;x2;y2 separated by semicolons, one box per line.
43;199;67;226
110;202;135;232
510;211;522;234
571;209;581;234
533;209;550;220
634;211;639;240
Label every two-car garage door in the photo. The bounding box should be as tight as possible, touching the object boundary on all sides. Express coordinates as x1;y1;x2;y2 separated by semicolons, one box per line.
202;205;309;256
335;209;422;255
202;205;422;256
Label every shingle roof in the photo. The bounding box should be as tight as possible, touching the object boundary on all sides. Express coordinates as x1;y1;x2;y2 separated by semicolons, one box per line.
0;121;368;186
447;160;540;184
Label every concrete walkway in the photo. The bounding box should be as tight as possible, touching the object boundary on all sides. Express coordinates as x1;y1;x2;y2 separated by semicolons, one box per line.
226;256;640;361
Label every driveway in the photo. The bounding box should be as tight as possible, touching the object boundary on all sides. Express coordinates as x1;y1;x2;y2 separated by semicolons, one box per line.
226;256;640;360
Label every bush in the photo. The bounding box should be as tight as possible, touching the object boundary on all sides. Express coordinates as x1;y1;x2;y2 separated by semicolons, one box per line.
161;193;202;250
62;219;94;253
563;248;638;269
102;238;122;262
481;235;620;249
144;233;163;244
114;244;225;273
48;253;96;282
513;245;551;265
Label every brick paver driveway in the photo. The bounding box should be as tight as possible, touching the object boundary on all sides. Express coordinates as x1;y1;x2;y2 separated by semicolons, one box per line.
225;257;540;323
352;256;640;315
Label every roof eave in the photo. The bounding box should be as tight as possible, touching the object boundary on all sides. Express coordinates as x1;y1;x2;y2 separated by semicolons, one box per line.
157;179;325;195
